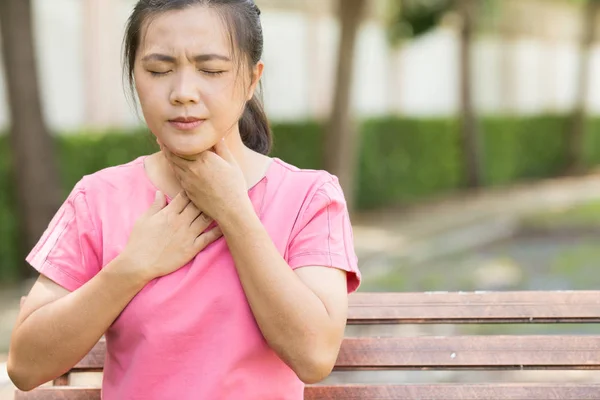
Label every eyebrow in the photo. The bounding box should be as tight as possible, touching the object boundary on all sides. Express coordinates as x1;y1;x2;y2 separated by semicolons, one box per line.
141;53;231;63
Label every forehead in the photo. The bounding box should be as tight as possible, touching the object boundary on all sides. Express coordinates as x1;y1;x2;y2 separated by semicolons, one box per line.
139;6;231;56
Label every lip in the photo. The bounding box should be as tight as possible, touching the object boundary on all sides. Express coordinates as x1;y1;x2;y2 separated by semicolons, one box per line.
168;117;205;131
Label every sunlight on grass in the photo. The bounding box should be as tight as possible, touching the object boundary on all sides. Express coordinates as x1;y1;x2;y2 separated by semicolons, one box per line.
522;200;600;229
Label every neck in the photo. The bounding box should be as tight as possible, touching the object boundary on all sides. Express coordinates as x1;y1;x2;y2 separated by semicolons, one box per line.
152;134;269;198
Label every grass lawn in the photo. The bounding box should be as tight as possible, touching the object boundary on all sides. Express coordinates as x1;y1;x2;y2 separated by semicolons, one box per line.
521;199;600;230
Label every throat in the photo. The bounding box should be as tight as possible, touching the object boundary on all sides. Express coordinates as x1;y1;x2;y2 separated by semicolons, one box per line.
144;152;185;199
238;148;273;190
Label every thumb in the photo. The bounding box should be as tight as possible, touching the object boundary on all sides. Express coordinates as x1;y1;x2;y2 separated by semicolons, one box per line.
213;138;236;164
147;190;166;215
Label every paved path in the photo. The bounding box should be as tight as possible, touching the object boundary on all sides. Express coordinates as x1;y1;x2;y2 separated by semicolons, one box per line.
352;172;600;275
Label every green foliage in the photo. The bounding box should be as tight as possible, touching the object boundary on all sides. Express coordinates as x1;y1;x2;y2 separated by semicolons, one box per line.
482;115;570;185
386;0;502;45
55;128;157;193
387;0;453;45
2;114;600;281
270;121;324;170
357;117;462;208
0;137;18;282
582;118;600;166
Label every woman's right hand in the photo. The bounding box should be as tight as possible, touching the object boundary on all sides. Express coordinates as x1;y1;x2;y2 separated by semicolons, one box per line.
120;191;222;283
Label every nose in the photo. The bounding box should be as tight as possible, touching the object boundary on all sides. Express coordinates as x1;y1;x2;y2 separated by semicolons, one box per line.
169;69;201;106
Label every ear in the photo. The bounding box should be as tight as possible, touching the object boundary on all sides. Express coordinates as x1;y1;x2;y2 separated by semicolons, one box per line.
247;60;264;101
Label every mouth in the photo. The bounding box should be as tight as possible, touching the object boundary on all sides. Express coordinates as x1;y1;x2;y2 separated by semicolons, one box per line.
168;117;205;131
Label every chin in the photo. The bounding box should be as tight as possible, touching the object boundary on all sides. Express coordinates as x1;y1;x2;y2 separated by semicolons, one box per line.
169;148;207;159
162;139;212;157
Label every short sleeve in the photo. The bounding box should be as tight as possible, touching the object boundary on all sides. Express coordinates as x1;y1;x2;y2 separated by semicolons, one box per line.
26;179;102;292
287;177;361;293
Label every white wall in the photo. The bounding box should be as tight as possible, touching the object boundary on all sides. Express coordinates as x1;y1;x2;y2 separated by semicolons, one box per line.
0;1;598;133
0;0;85;131
261;10;311;120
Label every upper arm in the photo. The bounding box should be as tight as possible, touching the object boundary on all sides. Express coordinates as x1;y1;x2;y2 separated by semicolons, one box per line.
294;266;349;323
25;180;102;293
287;176;361;293
294;265;349;356
16;179;101;330
16;274;70;329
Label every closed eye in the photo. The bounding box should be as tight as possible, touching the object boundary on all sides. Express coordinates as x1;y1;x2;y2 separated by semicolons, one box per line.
149;70;171;77
202;70;226;76
148;70;225;77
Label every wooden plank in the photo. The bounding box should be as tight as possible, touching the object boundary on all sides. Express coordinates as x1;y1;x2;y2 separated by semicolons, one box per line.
51;375;68;386
16;384;600;400
304;384;600;400
73;340;105;370
335;336;600;370
348;291;600;324
71;335;600;371
14;387;101;400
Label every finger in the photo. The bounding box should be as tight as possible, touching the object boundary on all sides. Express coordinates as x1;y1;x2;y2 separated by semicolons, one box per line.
168;191;190;214
181;199;201;221
194;226;223;250
145;191;166;216
213;138;236;164
190;211;213;232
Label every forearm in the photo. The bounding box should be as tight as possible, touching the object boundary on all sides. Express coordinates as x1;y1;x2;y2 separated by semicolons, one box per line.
219;204;337;381
8;256;147;390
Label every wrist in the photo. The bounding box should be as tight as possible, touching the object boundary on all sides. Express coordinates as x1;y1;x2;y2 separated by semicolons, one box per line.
107;252;152;289
217;197;259;235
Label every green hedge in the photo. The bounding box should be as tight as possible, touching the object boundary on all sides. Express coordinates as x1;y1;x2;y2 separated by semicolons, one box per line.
0;138;18;282
2;115;600;282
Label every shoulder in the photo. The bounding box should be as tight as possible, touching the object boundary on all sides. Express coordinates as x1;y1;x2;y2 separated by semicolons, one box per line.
270;158;345;202
74;155;148;198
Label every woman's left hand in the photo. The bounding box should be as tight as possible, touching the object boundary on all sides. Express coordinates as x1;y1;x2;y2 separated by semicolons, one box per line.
163;140;250;222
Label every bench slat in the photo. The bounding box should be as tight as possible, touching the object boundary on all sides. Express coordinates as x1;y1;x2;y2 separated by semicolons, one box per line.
348;291;600;324
16;384;600;400
73;340;105;370
336;336;600;369
304;384;600;399
79;335;600;371
15;388;101;400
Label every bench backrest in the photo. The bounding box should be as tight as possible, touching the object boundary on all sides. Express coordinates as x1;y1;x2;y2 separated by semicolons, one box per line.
15;291;600;399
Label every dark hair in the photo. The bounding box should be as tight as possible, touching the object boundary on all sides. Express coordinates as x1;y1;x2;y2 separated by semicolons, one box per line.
123;0;272;155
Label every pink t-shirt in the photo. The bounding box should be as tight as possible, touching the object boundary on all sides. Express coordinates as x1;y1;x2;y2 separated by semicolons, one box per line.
26;156;361;400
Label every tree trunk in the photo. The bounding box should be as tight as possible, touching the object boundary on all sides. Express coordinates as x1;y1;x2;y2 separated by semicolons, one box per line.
458;0;482;188
567;0;598;174
0;0;62;279
324;0;367;211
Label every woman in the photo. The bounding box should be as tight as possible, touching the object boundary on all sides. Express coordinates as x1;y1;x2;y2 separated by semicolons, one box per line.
7;0;360;398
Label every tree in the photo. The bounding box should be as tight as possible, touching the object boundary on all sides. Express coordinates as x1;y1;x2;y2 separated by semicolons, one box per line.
324;0;368;212
567;0;599;173
457;0;481;188
388;0;486;188
0;0;62;278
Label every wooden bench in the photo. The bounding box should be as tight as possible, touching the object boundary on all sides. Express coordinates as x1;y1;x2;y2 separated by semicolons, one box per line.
14;290;600;399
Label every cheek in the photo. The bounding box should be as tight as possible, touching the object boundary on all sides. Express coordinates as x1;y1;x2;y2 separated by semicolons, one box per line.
203;78;247;120
135;78;164;120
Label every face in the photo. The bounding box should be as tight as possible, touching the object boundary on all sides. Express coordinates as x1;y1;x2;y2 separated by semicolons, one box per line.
134;5;263;157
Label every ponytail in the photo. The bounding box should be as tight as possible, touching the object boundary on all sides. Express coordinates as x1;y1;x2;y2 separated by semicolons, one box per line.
239;92;272;155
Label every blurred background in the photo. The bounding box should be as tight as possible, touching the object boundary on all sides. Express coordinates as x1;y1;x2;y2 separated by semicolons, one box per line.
3;0;600;394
